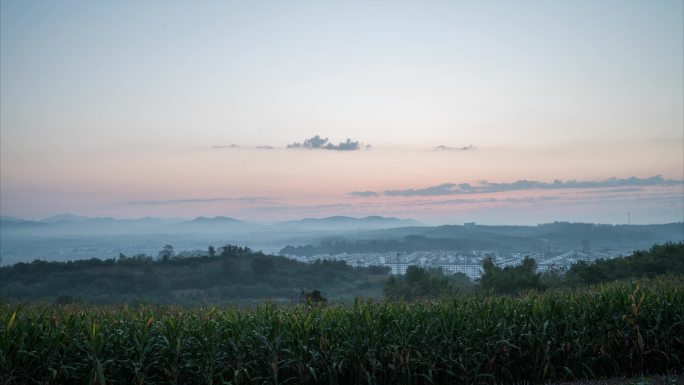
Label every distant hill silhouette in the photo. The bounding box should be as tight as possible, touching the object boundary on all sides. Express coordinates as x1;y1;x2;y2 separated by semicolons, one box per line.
280;222;684;256
160;216;263;234
41;213;90;224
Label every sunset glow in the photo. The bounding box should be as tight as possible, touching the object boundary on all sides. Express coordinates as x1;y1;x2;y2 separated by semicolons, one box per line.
1;1;682;224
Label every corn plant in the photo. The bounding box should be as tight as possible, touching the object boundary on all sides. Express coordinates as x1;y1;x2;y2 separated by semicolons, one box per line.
1;275;683;385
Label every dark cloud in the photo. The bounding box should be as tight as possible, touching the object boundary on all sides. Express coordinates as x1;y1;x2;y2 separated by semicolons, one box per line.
350;191;381;197
435;144;475;151
577;187;645;194
385;183;458;197
287;135;363;151
419;196;561;206
353;175;682;197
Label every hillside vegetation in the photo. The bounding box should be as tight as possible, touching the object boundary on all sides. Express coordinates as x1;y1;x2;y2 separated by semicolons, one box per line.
2;243;682;304
280;222;684;256
563;242;684;285
383;242;684;299
1;244;683;384
0;246;387;305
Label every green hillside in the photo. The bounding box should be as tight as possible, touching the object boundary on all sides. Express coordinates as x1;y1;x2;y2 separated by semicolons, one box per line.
0;246;387;305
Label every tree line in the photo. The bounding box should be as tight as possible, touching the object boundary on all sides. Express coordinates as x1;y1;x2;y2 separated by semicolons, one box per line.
384;242;684;299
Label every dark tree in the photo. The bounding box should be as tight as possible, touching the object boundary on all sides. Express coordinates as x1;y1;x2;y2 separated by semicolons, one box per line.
301;289;327;304
250;255;275;276
479;256;545;294
158;244;175;261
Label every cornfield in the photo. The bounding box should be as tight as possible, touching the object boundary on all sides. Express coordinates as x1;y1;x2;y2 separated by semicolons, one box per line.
1;276;683;385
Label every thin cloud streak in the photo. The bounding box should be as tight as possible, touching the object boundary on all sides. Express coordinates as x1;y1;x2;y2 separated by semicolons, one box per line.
210;136;368;151
435;145;475;151
576;187;646;194
244;202;362;213
227;187;682;223
211;144;274;150
127;196;275;206
352;175;683;197
241;196;563;214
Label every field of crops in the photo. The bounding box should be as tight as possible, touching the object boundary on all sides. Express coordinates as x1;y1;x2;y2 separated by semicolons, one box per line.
2;275;683;385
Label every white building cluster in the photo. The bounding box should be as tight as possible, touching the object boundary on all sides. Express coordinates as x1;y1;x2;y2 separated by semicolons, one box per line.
284;250;489;279
282;247;627;280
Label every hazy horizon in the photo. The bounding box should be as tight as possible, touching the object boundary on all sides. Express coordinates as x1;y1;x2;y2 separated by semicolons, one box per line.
4;208;683;227
2;1;683;225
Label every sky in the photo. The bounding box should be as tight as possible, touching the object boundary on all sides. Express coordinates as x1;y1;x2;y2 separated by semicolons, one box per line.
1;0;683;225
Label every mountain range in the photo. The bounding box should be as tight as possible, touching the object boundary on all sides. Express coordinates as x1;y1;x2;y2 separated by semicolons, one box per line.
0;214;424;236
1;214;682;267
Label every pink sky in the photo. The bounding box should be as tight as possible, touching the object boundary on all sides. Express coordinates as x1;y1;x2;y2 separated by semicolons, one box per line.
1;1;682;224
2;141;682;224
